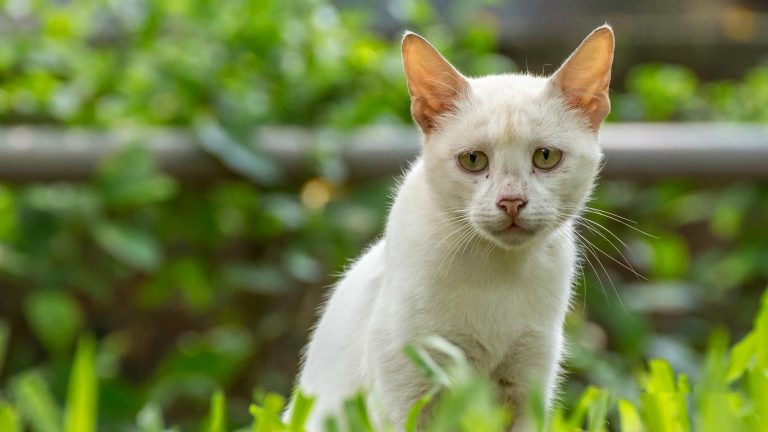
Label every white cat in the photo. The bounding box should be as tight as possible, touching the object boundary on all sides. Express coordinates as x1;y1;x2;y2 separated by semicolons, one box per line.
291;25;614;431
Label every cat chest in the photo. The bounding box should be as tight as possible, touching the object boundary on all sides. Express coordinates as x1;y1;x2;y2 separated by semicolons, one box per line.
420;270;570;359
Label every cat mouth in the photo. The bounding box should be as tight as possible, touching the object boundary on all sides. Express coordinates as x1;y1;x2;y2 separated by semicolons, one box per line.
500;221;532;233
481;222;536;248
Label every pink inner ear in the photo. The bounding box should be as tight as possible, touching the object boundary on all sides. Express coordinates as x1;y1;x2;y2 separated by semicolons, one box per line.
403;34;469;134
561;89;609;131
553;67;612;130
411;90;461;133
550;27;614;130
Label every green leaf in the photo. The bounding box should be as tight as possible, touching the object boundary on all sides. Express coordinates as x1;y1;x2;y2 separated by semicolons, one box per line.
97;144;177;208
342;393;373;432
699;391;745;432
586;387;610;432
0;401;21;432
527;379;545;432
288;390;315;431
136;404;164;432
250;393;286;432
0;321;9;376
323;417;340;432
727;333;756;383
64;337;98;432
648;235;689;278
747;366;768;429
195;117;282;185
403;336;467;388
403;344;450;387
11;371;62;432
0;185;17;241
23;185;100;219
566;386;602;429
205;390;226;432
755;291;768;369
91;222;162;271
405;389;435;432
618;400;643;432
640;359;690;432
23;291;83;355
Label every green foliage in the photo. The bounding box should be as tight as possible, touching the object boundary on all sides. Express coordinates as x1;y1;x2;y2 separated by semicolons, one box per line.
10;372;62;432
612;63;768;121
0;321;8;375
287;391;315;432
64;337;98;432
206;391;227;432
0;0;766;430
24;290;83;356
1;298;768;430
0;400;21;432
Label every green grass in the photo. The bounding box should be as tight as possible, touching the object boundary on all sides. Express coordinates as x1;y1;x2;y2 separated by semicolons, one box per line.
1;291;766;432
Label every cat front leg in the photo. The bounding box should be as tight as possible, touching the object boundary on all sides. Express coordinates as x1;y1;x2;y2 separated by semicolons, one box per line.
369;347;432;429
492;329;564;432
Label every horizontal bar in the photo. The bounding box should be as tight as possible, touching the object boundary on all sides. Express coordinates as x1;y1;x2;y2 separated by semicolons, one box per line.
0;123;766;183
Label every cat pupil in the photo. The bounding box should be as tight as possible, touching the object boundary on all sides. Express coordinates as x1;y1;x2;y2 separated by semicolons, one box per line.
469;152;477;163
542;148;550;159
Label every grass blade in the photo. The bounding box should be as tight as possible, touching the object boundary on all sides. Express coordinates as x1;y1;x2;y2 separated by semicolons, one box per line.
206;390;226;432
11;371;62;432
0;321;8;376
288;390;315;431
586;388;610;432
342;393;373;432
0;400;21;432
406;388;436;432
250;393;286;432
64;337;98;432
618;400;642;432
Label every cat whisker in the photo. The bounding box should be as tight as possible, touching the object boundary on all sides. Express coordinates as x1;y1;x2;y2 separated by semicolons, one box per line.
555;228;602;309
558;206;649;278
579;208;657;239
560;204;642;227
579;265;588;314
433;220;473;252
578;217;634;256
432;216;477;275
443;227;477;273
574;230;627;313
583;206;638;225
575;218;646;281
559;225;590;314
429;210;472;235
571;231;610;306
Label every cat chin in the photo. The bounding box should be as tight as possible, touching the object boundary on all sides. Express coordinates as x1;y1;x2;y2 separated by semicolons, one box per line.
480;225;538;249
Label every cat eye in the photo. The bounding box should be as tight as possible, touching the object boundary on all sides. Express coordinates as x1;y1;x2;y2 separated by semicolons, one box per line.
458;150;489;173
532;147;563;170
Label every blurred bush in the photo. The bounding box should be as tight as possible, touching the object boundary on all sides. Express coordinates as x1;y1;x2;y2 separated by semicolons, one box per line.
0;0;766;429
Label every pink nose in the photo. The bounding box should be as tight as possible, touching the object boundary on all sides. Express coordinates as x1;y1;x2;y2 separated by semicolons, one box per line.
497;198;527;219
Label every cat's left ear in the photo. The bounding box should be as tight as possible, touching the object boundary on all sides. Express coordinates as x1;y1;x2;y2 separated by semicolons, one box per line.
549;25;614;130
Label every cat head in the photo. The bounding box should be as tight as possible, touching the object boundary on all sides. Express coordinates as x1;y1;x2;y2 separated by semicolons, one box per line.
402;26;613;249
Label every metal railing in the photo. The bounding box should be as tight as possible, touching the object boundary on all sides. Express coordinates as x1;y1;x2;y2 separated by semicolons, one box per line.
0;123;766;182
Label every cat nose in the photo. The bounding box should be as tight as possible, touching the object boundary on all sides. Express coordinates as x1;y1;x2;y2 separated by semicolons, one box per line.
497;198;527;219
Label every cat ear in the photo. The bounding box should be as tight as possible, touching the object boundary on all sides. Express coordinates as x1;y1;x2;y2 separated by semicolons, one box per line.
402;32;469;134
549;25;614;130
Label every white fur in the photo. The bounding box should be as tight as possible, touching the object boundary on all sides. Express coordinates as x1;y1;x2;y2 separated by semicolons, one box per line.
291;72;603;430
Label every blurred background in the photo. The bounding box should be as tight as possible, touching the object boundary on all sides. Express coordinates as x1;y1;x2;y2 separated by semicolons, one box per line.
0;0;767;429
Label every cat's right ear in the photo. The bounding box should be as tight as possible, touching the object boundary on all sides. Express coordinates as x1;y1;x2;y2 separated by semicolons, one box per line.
402;32;469;134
